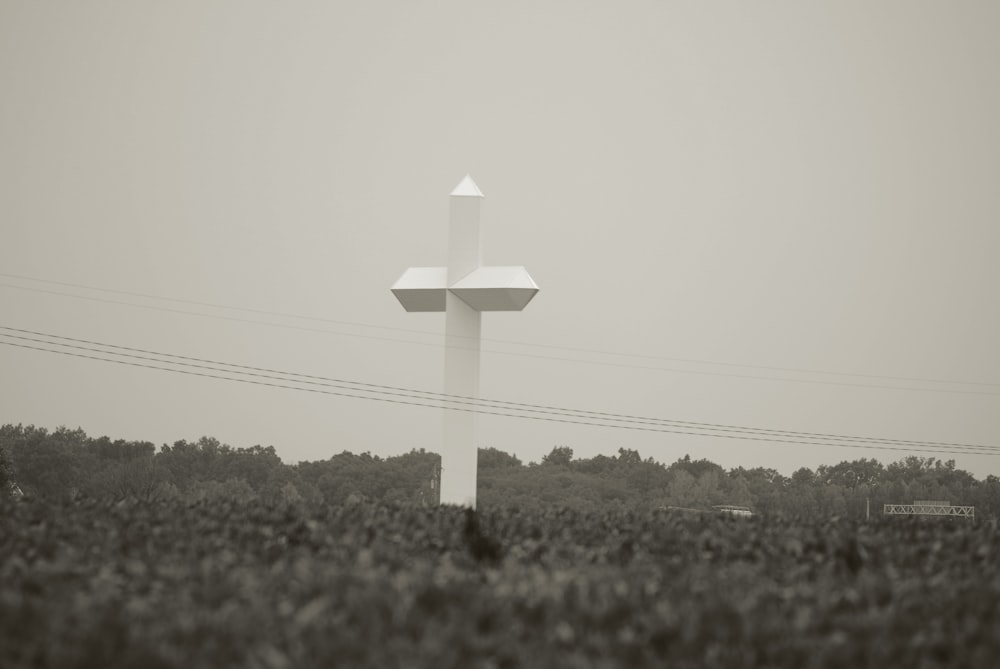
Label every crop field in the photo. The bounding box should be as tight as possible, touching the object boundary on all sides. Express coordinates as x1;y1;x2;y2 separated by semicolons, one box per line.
1;497;998;668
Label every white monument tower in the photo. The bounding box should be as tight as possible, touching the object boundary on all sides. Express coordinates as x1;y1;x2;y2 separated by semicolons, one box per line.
391;175;539;508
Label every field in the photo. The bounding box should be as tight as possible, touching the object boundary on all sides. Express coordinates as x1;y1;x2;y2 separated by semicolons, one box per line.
2;497;998;668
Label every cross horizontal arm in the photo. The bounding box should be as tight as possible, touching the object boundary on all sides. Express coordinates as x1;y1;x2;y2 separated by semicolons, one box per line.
391;266;539;312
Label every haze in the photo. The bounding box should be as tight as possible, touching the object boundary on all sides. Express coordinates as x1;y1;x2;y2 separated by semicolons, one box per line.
2;1;998;478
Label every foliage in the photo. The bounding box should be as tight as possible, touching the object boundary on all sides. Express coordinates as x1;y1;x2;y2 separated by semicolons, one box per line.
479;450;999;520
2;496;998;668
0;441;14;495
2;423;998;519
0;424;437;508
479;446;523;469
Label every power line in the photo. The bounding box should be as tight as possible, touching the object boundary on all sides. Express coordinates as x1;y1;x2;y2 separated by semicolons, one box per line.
7;339;997;457
2;327;998;457
2;272;996;390
2;281;998;397
0;272;433;337
0;281;438;347
2;325;995;452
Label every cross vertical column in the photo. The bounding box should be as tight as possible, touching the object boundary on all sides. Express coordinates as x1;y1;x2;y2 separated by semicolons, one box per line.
442;292;480;507
442;178;484;507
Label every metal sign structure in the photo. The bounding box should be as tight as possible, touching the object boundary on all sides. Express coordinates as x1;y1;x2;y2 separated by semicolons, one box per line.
883;502;975;520
391;175;539;508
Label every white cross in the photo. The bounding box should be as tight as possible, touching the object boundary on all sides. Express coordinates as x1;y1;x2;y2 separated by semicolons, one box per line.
391;175;539;507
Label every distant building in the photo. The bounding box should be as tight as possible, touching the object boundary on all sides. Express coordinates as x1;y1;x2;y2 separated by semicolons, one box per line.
712;504;753;517
661;504;754;517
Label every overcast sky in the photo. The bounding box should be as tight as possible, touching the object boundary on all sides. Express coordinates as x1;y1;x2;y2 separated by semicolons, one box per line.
2;1;998;479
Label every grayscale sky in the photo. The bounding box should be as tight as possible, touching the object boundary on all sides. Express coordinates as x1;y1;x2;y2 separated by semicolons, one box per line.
2;1;998;478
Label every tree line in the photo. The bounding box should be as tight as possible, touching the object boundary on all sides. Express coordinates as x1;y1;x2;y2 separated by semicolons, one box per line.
3;423;998;520
478;445;1000;519
0;424;438;508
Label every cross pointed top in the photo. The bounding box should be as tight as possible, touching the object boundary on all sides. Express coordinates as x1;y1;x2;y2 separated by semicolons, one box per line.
450;174;484;198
